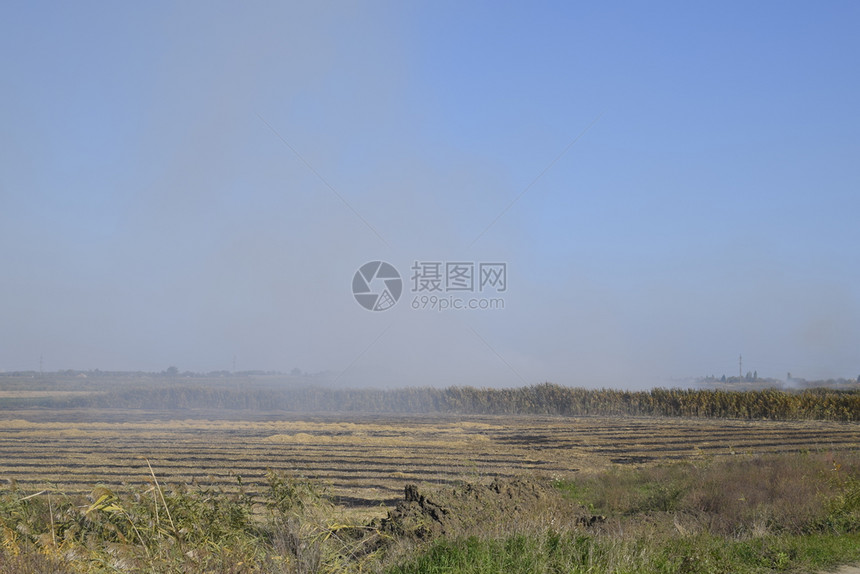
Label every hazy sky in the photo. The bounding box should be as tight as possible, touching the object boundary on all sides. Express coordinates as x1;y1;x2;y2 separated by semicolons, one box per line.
2;2;858;387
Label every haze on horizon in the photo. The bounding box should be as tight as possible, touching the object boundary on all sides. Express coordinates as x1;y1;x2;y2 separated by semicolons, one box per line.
1;2;858;389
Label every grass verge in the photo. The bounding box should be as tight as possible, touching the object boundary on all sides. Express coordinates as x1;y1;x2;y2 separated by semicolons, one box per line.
388;531;860;574
0;450;858;573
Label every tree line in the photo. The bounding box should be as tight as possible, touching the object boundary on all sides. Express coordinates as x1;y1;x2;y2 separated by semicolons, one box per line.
16;383;856;421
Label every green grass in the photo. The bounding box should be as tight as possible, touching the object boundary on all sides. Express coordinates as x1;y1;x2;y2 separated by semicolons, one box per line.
388;532;860;574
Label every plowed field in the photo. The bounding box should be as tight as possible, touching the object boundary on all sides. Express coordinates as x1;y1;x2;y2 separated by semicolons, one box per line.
1;410;857;517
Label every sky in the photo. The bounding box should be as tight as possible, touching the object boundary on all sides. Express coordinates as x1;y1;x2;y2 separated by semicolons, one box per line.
1;2;859;387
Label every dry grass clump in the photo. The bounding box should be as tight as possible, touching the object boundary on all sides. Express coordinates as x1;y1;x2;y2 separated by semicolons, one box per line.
682;454;822;535
0;547;73;574
0;467;376;573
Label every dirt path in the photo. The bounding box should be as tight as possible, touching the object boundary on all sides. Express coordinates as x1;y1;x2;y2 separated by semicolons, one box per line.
824;566;860;574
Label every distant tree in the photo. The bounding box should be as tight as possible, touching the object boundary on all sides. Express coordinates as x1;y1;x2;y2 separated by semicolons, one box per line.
165;366;179;377
753;370;758;381
720;375;726;382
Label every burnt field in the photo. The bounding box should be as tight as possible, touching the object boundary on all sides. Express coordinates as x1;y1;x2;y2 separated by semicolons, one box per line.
1;410;857;516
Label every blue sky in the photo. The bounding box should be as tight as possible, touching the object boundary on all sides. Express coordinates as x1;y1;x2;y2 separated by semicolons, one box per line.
1;2;858;386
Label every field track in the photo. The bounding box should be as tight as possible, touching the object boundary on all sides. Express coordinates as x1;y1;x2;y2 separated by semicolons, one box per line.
1;410;858;517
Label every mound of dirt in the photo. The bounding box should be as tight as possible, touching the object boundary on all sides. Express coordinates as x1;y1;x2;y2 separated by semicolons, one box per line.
373;477;561;541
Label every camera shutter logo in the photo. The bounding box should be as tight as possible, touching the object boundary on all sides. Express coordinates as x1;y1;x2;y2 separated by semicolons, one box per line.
352;261;402;311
